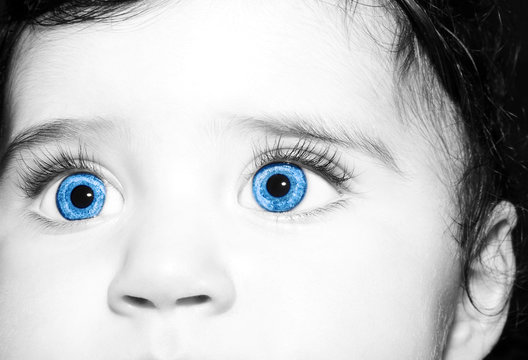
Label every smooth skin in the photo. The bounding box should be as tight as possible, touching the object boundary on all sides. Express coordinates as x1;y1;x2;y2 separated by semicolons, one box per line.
0;0;516;359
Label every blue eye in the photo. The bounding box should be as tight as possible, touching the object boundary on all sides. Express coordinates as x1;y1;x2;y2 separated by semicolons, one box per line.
56;173;106;220
252;163;307;212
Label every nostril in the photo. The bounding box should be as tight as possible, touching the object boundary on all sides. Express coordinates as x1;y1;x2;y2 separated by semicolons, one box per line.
176;294;211;306
123;295;156;308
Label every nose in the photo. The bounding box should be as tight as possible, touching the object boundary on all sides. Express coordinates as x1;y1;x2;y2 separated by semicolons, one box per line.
107;231;236;316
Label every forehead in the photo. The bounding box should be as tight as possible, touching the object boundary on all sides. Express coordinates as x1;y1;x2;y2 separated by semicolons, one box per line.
9;0;401;134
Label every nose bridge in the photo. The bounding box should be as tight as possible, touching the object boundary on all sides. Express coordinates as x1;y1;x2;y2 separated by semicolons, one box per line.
107;214;236;316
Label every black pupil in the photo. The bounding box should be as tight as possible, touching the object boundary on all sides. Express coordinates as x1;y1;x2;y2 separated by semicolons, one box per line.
70;185;95;209
266;174;291;198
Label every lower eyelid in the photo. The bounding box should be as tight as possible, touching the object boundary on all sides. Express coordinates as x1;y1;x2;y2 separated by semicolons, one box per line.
23;210;96;232
263;198;351;223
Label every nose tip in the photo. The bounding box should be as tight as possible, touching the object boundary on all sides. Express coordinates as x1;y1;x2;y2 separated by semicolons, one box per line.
106;221;237;317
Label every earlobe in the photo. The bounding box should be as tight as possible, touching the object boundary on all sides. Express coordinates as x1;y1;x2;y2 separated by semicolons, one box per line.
443;201;517;360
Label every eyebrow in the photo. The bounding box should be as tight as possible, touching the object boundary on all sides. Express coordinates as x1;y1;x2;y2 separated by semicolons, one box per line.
1;115;402;175
0;118;115;170
232;115;402;174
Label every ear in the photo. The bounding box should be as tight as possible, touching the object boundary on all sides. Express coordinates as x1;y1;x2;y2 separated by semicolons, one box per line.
443;201;517;360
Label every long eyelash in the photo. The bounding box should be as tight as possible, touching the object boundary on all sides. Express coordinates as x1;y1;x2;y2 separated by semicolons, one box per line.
16;145;101;198
252;136;354;191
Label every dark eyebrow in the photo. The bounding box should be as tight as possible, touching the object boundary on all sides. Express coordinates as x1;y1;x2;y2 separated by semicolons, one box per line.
232;115;403;174
0;118;115;170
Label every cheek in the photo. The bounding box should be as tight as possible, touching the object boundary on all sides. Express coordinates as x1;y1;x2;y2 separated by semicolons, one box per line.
0;223;131;358
228;185;461;359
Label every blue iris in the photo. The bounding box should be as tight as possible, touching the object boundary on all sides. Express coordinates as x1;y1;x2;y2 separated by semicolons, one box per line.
56;173;106;220
252;163;307;212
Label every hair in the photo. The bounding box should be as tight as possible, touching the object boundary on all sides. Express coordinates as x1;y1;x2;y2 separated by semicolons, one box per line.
382;0;523;312
0;0;523;324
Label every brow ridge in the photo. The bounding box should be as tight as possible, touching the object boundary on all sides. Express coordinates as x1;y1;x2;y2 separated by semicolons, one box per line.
234;115;402;174
0;118;114;171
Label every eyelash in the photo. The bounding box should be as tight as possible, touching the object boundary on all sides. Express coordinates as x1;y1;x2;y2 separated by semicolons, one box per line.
17;138;354;223
251;137;354;193
249;137;355;221
18;146;103;199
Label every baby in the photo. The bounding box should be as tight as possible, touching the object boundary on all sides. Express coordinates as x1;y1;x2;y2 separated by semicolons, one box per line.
0;0;521;359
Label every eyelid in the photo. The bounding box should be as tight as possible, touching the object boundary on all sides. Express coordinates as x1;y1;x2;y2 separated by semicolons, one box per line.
249;136;355;193
15;146;118;198
12;145;125;231
272;198;351;223
238;137;357;222
26;169;124;231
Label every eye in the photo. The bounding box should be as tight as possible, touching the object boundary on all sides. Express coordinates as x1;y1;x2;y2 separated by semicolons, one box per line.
56;173;106;220
252;163;307;212
244;161;342;216
239;140;354;218
34;171;123;223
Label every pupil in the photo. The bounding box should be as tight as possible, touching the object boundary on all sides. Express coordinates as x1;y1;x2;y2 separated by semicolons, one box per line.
266;174;291;198
70;185;95;209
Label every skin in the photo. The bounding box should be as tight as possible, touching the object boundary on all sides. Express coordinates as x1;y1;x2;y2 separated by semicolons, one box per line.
0;0;481;359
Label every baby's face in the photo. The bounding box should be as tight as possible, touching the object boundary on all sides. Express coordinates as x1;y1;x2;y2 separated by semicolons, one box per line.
0;0;462;359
